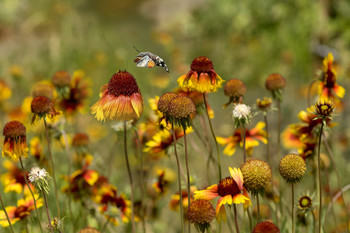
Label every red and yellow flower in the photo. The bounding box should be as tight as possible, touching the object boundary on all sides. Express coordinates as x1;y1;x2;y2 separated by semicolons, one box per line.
194;167;250;220
91;71;143;121
2;121;28;160
0;194;43;227
177;56;224;93
217;122;267;156
1;160;33;194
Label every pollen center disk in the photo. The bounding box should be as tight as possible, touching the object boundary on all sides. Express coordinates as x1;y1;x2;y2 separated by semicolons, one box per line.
108;71;139;97
217;177;240;197
190;56;214;72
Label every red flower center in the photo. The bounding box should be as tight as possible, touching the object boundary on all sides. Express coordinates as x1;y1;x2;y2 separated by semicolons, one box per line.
217;177;240;197
3;121;26;138
31;96;52;114
108;71;139;97
190;56;214;73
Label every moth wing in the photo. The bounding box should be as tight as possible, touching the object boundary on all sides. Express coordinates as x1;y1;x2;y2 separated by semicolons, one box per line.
136;56;151;67
134;57;142;63
147;58;156;68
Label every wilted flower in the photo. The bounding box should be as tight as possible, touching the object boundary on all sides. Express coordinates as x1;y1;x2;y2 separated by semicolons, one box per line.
31;96;60;124
256;97;273;112
223;78;246;107
177;56;224;93
265;73;286;101
232;104;252;127
187;200;215;233
194;167;250;220
91;71;143;121
167;95;196;129
2;121;28;160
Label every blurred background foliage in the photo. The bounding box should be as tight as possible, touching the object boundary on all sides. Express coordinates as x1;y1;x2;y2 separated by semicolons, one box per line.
0;0;350;232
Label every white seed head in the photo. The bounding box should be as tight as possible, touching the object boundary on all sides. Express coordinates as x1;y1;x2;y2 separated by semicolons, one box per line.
29;167;47;183
111;120;133;132
232;104;251;119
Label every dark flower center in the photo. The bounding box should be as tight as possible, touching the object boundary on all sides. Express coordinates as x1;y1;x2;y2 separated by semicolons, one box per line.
217;177;240;197
190;56;214;73
3;121;26;138
31;96;52;114
108;71;139;96
299;196;312;209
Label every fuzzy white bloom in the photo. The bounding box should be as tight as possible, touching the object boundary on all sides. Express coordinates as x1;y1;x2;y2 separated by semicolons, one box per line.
28;167;47;183
112;120;133;132
233;104;251;119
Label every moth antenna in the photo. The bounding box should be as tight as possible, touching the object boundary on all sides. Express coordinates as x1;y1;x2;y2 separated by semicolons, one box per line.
133;46;141;53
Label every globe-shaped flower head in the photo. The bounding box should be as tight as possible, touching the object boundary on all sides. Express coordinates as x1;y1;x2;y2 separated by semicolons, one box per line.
91;71;143;121
223;78;246;107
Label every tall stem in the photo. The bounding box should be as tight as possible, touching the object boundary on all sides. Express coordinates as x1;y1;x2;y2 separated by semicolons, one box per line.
256;194;260;224
124;121;135;233
184;129;191;233
203;93;222;180
134;128;146;233
19;157;44;233
172;123;184;233
292;183;295;233
241;127;246;163
233;205;240;233
0;189;14;233
317;122;324;233
43;118;60;219
247;208;253;232
277;100;281;158
263;113;271;164
42;190;54;233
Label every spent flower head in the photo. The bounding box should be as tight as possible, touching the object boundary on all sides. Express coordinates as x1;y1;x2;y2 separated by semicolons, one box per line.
2;121;28;160
252;221;280;233
232;104;252;128
167;95;196;130
279;153;306;184
265;73;286;101
256;97;273;112
223;79;246;107
187;199;215;233
28;167;51;193
241;159;272;195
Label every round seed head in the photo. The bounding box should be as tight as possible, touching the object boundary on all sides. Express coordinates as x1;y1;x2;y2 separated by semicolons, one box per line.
241;159;272;195
279;154;306;183
224;79;246;97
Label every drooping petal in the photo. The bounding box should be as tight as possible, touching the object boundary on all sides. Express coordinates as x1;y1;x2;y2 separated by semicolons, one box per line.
229;167;243;190
194;185;219;201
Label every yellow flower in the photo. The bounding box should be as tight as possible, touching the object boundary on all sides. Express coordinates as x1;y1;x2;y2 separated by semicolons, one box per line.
0;80;11;101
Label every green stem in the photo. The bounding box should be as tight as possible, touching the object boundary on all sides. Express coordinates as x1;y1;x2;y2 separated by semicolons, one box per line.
43;118;61;219
317;122;324;233
256;194;260;224
42;190;54;233
292;183;295;233
263;113;271;164
171;123;184;233
184;129;191;233
0;189;14;233
233;205;240;233
203;93;222;180
19;157;44;233
247;208;253;232
134;128;146;233
277;100;281;158
241;127;246;163
124;121;135;233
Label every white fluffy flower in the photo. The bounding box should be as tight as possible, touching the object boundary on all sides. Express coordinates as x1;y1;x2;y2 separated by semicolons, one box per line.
233;104;251;119
112;120;133;132
28;167;47;183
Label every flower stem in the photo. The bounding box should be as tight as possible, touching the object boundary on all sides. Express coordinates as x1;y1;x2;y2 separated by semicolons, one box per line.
256;194;260;224
263;113;271;164
0;190;14;233
247;208;253;232
203;93;222;180
123;121;135;233
277;100;281;159
42;190;54;233
172;123;184;233
43;118;61;219
184;129;191;233
134;128;146;233
291;183;295;233
317;122;324;233
233;205;240;233
19;157;44;233
241;126;246;163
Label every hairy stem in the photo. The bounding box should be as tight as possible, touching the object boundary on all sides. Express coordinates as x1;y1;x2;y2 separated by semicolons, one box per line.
0;189;14;233
42;190;54;233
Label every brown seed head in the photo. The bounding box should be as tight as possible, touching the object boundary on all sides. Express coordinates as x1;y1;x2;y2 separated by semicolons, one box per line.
52;71;71;88
190;56;214;72
168;95;196;119
108;71;139;97
72;133;90;147
31;96;53;115
253;221;280;233
3;121;26;138
279;154;306;183
265;73;286;91
224;79;246;97
241;159;272;195
158;92;178;114
187;199;215;224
